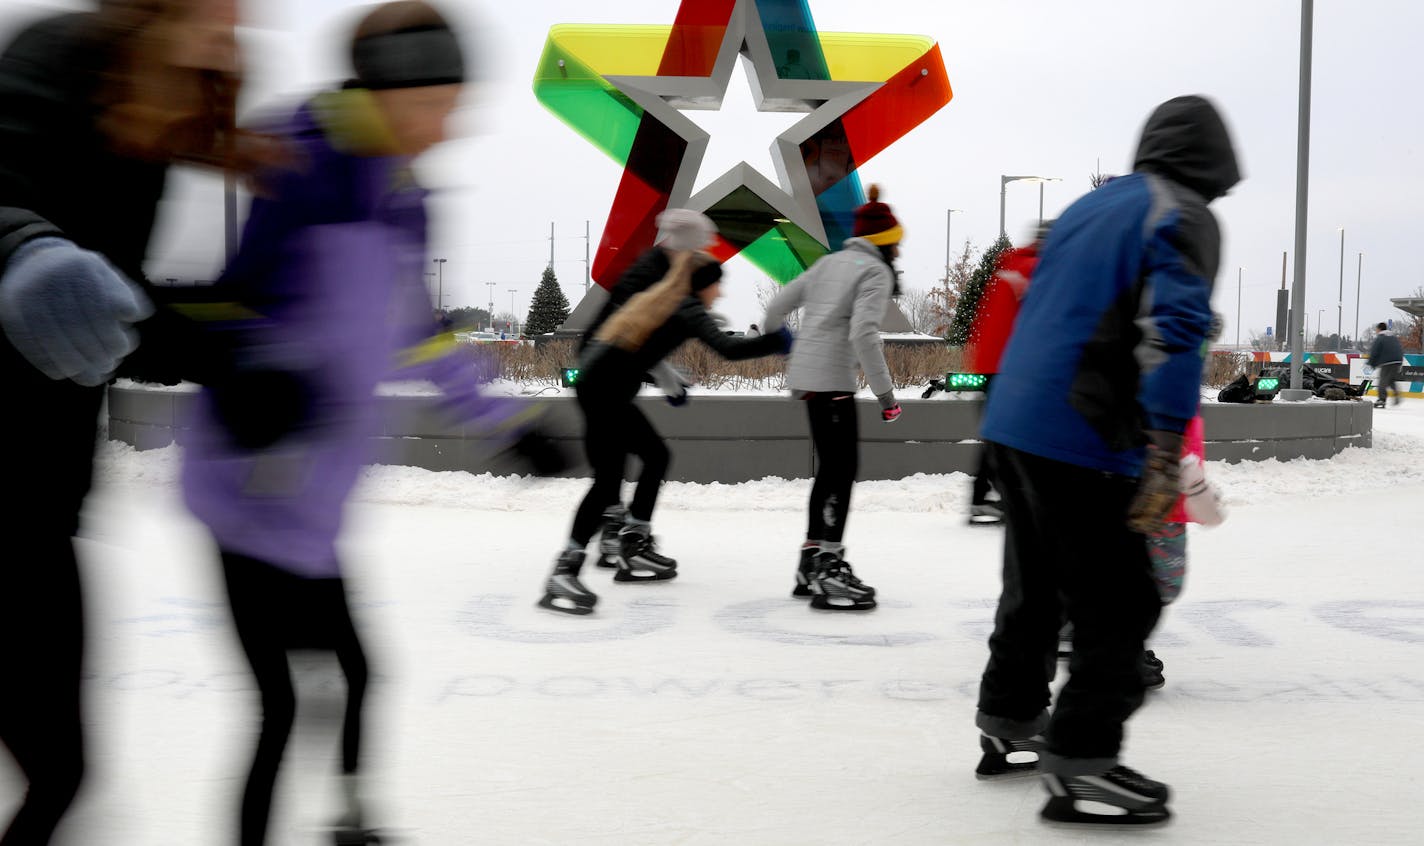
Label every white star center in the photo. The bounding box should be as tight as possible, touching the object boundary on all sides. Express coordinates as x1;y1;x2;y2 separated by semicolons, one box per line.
679;55;804;198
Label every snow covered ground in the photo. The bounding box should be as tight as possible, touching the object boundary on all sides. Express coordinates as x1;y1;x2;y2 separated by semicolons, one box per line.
5;400;1423;844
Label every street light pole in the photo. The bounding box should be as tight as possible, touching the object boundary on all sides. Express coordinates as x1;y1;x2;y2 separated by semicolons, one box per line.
1354;252;1363;350
999;176;1009;239
485;282;496;331
508;288;517;335
433;258;447;311
1336;227;1344;348
1316;308;1324;351
944;208;962;282
1237;267;1243;350
1000;175;1059;239
1283;0;1314;400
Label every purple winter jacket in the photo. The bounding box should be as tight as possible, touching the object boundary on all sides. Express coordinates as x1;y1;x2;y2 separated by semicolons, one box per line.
181;95;512;577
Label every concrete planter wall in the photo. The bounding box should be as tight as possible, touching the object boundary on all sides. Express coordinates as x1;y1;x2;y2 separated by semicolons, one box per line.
107;385;1372;483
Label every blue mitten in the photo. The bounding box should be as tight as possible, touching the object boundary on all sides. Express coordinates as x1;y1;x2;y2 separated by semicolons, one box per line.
773;326;794;355
0;237;154;385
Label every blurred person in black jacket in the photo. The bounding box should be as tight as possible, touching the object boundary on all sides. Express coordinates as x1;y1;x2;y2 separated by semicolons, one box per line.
0;2;277;840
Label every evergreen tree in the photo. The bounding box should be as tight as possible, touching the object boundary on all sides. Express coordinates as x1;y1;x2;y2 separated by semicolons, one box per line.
946;234;1011;346
524;266;570;336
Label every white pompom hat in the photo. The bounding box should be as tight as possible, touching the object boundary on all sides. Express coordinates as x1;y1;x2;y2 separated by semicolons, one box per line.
654;208;718;251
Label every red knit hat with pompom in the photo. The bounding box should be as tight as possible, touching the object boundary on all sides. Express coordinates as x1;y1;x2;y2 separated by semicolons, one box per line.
852;184;903;245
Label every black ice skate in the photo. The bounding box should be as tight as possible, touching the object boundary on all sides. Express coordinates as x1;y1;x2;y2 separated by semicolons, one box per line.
1040;766;1171;827
975;734;1043;779
792;546;817;597
1140;650;1165;690
807;550;876;611
538;550;598;615
614;527;678;582
596;504;627;569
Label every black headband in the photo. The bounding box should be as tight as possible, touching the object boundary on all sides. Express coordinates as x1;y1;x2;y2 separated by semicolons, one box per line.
353;26;465;90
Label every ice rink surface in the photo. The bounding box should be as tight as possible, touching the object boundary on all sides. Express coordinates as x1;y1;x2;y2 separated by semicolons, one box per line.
4;401;1423;844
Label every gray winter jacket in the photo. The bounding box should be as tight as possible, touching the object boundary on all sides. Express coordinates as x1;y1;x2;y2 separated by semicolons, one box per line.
1368;330;1404;368
762;237;895;400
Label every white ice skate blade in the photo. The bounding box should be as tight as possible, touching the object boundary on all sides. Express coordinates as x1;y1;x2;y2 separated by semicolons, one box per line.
537;596;595;615
808;599;877;613
1040;799;1170;829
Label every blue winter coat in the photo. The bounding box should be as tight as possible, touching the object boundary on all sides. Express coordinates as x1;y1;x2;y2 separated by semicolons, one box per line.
981;95;1241;477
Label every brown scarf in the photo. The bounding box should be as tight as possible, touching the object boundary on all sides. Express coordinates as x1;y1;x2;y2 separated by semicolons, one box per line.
592;251;711;352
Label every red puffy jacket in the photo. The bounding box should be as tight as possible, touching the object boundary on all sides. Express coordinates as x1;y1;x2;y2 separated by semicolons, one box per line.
961;245;1039;374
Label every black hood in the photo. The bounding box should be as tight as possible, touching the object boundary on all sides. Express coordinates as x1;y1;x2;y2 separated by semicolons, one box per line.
1132;95;1242;201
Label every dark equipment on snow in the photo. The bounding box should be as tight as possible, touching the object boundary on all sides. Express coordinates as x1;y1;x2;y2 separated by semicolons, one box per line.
1218;364;1367;403
922;372;993;398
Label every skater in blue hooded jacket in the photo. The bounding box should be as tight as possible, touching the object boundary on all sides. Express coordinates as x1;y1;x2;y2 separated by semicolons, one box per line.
971;95;1241;827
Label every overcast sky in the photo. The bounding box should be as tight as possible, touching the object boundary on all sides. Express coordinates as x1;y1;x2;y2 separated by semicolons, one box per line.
9;0;1423;342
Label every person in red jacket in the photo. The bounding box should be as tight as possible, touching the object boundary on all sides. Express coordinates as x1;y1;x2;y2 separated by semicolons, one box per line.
961;223;1049;524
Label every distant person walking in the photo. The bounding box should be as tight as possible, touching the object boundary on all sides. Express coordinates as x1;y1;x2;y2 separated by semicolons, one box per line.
1368;322;1405;408
762;185;904;612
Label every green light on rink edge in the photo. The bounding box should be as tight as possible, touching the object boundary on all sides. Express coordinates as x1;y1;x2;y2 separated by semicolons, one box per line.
1256;377;1280;391
947;372;988;389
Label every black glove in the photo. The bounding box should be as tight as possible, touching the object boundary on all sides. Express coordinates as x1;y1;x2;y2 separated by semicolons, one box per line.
210;367;314;450
1127;430;1184;534
511;428;571;477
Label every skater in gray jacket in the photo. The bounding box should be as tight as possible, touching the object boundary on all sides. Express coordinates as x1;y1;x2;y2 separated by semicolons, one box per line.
762;185;903;611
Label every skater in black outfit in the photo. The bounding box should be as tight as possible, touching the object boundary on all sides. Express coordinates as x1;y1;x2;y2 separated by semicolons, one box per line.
540;209;789;614
972;95;1241;827
0;3;271;841
219;553;371;845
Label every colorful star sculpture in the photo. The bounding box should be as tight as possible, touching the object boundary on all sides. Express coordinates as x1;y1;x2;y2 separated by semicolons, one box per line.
534;0;952;288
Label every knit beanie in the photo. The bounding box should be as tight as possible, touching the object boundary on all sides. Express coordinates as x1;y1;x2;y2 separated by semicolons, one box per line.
352;3;465;90
852;185;903;246
654;208;719;252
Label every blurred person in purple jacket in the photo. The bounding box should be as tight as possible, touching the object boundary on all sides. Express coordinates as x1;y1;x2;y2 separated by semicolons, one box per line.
177;4;552;843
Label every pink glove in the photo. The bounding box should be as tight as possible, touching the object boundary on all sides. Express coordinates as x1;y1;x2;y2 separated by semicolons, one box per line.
877;391;902;423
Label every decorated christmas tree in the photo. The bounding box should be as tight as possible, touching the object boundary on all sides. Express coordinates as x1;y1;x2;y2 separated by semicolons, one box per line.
946;234;1011;347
